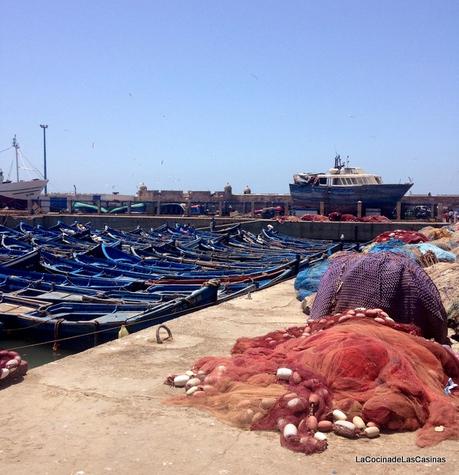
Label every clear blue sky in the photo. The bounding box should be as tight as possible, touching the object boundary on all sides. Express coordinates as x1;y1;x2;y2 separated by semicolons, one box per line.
1;0;458;195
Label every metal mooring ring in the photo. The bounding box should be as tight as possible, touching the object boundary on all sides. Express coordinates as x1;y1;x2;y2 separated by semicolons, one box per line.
156;325;173;344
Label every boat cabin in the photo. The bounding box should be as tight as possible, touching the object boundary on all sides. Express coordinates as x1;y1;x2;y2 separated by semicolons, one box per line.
293;167;382;187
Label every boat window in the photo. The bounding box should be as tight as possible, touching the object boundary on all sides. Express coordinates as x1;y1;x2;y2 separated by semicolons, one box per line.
319;177;327;185
332;178;339;185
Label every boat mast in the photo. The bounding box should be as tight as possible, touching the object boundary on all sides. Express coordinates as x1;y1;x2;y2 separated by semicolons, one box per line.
12;135;19;182
334;154;344;171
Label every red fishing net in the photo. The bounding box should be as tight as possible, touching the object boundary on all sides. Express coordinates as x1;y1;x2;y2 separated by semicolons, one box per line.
165;311;459;455
0;350;28;389
374;230;429;243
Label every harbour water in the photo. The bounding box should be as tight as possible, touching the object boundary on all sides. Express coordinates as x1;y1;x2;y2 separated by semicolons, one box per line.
0;336;75;369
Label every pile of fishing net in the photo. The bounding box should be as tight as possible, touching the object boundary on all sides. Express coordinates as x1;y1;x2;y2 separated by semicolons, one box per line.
363;239;415;257
419;226;452;241
408;243;456;263
424;263;459;341
294;260;330;301
165;311;459;455
276;216;302;223
310;251;449;344
373;229;428;244
358;215;391;223
328;212;390;222
363;239;456;266
300;214;329;222
0;349;28;389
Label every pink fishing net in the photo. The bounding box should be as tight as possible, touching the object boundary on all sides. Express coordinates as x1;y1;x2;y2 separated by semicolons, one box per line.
165;311;459;454
0;350;28;389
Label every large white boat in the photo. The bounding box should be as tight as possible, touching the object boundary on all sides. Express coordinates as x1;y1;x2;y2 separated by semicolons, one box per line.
0;136;48;209
289;155;413;217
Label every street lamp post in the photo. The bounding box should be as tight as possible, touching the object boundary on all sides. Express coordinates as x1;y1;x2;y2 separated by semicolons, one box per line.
40;124;48;194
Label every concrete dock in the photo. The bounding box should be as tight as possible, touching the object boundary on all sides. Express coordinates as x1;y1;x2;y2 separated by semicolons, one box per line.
0;281;457;475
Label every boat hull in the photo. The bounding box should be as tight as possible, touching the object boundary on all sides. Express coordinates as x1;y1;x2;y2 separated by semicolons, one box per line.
289;183;413;216
0;179;48;209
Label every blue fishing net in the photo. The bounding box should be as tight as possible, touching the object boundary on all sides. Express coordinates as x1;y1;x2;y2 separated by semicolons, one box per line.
365;239;416;259
294;259;330;301
407;243;456;263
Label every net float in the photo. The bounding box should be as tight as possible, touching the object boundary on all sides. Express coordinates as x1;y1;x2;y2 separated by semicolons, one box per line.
287;397;306;413
308;393;320;405
385;316;395;322
347;310;356;315
292;371;302;384
185;370;195;377
306;415;318;431
335;420;356;430
334;421;358;439
332;409;347;421
284;392;298;399
352;416;366;430
186;377;201;388
366;421;377;427
283;423;298;439
379;311;389;318
355;307;366;311
173;374;190;387
202;385;217;395
316;387;329;399
5;359;18;370
317;420;333;432
252;412;265;424
364;426;380;438
355;313;366;318
338;315;352;323
186;386;200;396
277;418;288;431
365;309;379;317
260;397;277;409
314;431;327;441
374;317;386;324
276;368;293;380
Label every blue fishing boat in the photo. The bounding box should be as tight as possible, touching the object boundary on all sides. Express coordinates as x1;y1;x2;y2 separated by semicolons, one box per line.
0;281;219;350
